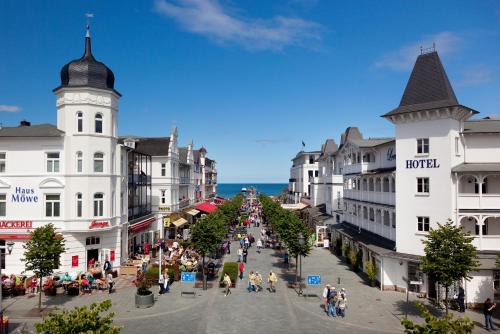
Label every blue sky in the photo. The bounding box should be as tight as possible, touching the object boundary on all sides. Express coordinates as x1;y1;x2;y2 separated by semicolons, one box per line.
2;0;500;183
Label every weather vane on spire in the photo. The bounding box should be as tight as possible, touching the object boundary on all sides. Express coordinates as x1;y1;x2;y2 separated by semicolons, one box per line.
85;13;94;37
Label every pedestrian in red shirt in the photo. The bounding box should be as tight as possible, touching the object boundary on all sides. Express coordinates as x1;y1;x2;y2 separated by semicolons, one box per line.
239;262;245;280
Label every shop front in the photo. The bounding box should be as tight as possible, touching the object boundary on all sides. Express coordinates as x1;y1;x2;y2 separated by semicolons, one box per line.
128;216;158;258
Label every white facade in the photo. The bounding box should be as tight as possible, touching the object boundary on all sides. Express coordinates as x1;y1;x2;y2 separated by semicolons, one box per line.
288;151;320;204
329;50;500;305
0;87;125;274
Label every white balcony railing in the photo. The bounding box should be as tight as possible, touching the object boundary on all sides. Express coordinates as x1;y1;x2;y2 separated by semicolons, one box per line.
472;236;500;251
343;189;395;206
343;162;377;175
458;194;500;209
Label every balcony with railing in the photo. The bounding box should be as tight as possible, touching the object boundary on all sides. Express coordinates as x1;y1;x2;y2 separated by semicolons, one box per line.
179;199;190;209
343;189;395;206
457;174;500;210
180;176;190;185
343;162;377;175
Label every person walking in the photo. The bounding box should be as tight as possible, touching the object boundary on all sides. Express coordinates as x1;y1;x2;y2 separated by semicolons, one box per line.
337;291;347;318
458;284;465;312
237;247;243;262
268;271;278;293
107;272;114;294
244;236;250;249
223;273;232;296
322;284;331;313
158;273;165;294
254;272;263;292
239;262;245;280
256;239;263;254
327;287;337;317
164;271;170;293
243;247;248;263
247;271;256;292
484;298;496;331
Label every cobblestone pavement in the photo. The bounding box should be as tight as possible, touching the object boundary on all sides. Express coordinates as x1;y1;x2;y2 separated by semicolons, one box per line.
6;224;499;333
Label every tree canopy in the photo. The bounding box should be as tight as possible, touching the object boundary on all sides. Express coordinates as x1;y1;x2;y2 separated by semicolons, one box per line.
421;219;479;313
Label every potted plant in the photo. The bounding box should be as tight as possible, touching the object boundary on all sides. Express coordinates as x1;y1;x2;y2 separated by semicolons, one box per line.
365;261;378;287
135;274;154;308
13;284;26;296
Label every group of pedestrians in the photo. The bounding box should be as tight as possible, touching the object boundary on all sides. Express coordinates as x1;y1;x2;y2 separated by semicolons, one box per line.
322;284;347;318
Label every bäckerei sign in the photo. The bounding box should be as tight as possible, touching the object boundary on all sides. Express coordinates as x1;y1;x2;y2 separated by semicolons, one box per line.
0;221;33;229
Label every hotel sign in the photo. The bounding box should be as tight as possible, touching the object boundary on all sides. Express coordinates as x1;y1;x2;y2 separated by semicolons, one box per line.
159;206;170;212
406;158;440;169
0;221;33;229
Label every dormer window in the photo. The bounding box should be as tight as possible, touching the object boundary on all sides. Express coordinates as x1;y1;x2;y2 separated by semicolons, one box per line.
95;114;103;134
77;112;83;132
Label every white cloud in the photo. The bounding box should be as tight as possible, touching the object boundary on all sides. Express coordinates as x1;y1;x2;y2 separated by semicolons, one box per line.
153;0;323;51
374;32;461;71
457;65;494;87
0;105;21;112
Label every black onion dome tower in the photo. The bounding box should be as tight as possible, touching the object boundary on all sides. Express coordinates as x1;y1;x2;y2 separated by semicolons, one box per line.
54;27;120;95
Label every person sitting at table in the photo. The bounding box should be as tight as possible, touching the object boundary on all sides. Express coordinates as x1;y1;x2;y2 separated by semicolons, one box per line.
81;275;91;294
61;272;72;293
87;272;95;288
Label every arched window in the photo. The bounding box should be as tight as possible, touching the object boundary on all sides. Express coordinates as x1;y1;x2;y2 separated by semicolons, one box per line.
93;193;104;217
369;208;375;221
76;193;82;217
76;151;83;173
94;153;104;173
77;112;83;132
95;114;103;134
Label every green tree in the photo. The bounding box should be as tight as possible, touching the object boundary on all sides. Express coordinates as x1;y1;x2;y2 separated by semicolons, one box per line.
34;300;121;334
421;220;479;314
401;302;474;334
22;223;65;311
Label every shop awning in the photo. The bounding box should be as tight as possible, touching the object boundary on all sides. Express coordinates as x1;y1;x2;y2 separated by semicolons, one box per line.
129;217;157;233
195;202;218;214
186;209;200;216
0;234;30;240
173;218;188;228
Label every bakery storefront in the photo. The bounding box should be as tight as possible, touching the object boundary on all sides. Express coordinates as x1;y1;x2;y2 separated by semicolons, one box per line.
0;220;33;274
128;216;158;258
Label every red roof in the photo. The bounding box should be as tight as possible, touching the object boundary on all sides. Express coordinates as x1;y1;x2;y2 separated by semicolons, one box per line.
195;201;218;214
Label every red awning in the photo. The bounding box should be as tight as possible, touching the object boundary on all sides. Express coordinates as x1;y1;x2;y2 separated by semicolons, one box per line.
129;217;156;233
214;197;228;204
195;202;218;214
0;234;30;240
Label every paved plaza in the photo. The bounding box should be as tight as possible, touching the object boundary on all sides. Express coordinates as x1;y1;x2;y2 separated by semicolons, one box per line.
6;225;499;333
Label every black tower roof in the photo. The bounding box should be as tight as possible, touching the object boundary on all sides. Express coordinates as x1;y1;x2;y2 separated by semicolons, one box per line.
384;51;458;116
54;29;119;95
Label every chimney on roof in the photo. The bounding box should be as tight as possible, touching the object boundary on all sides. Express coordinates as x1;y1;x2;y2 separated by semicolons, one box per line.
20;120;31;127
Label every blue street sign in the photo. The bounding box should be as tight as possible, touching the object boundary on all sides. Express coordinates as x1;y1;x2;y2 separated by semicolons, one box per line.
181;272;195;283
307;275;321;285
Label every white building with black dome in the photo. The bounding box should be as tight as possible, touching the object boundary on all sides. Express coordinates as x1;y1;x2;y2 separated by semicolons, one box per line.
0;28;129;274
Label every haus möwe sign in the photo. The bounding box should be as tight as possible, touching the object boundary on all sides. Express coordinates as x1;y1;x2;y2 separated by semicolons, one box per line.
405;158;440;169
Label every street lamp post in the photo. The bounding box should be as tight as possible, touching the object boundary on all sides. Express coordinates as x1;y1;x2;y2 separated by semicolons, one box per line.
1;240;15;334
297;232;305;296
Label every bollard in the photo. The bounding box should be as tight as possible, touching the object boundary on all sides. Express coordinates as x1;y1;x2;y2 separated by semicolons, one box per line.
337;277;340;285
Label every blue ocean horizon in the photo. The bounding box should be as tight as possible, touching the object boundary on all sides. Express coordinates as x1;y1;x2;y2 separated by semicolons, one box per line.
217;183;287;199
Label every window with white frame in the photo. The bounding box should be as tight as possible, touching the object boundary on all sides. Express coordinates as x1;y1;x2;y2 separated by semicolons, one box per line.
45;194;61;217
76;193;82;217
86;236;100;245
111;191;115;216
417;177;429;194
93;193;104;217
161;163;166;176
93;153;104;173
161;190;166;204
46;152;60;172
455;137;460;155
76;151;83;173
417;216;429;232
0;152;5;173
77;112;83;132
417;138;429;154
0;194;6;216
95;114;103;133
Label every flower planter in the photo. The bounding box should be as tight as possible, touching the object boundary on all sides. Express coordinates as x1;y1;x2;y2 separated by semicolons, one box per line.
13;287;26;296
135;291;154;308
44;287;57;296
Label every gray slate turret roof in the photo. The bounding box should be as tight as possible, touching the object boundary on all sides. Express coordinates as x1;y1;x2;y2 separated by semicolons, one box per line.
384;51;460;117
